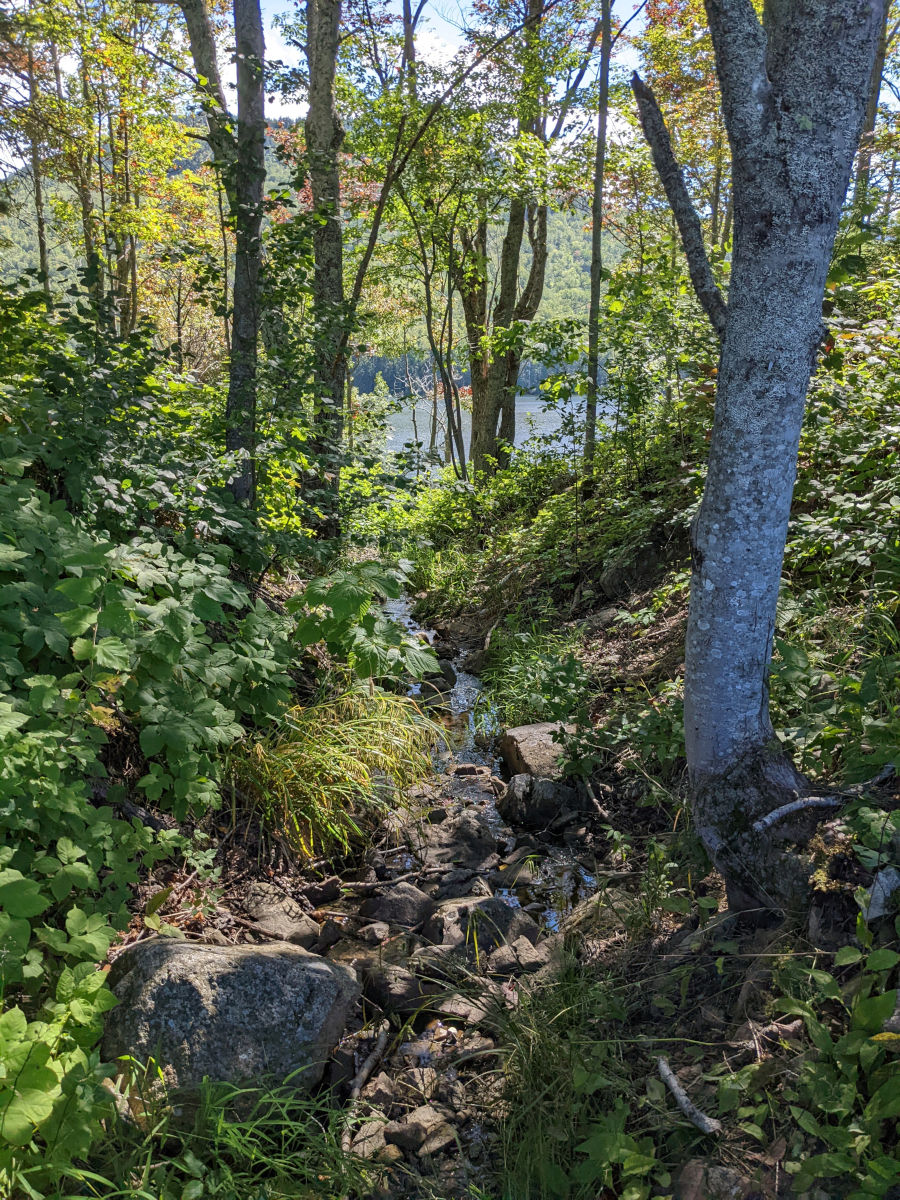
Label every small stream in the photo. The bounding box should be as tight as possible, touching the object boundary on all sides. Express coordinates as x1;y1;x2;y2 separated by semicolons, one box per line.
384;596;599;932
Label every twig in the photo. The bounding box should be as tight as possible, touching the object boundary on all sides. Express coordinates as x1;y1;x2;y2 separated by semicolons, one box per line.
341;1021;391;1154
751;796;842;834
577;777;610;821
657;1056;723;1135
344;866;445;896
216;910;292;941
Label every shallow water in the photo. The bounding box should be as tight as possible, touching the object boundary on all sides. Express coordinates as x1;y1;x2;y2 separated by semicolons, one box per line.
384;597;598;931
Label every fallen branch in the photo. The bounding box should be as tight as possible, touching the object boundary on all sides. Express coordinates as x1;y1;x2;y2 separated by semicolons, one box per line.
657;1056;723;1135
344;866;445;896
341;1020;391;1154
751;796;842;834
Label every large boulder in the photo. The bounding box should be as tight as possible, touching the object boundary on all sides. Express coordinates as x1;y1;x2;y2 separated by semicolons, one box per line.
497;774;580;829
102;939;359;1095
497;723;575;780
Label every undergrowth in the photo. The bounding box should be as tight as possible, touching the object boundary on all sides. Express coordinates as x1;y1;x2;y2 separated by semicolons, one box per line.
230;689;441;857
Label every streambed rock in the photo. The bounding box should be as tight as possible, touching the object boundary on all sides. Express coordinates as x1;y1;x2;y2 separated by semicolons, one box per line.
423;896;540;957
497;774;580;829
497;722;575;780
103;938;359;1096
359;881;436;927
241;881;320;947
411;810;501;872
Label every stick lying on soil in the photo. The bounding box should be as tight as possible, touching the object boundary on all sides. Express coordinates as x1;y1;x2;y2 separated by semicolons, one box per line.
657;1056;722;1135
341;1020;392;1153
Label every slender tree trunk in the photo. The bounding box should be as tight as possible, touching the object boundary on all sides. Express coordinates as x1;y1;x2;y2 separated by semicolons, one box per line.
852;4;892;215
635;0;887;909
26;50;50;295
305;0;346;537
226;0;265;505
584;0;612;469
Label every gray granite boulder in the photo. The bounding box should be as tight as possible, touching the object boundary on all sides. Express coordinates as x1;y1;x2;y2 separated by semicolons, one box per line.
102;938;359;1095
359;881;436;927
497;774;580;829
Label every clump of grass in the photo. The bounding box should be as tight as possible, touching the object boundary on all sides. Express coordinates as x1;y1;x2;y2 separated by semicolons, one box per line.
490;958;663;1200
230;688;442;857
92;1072;371;1200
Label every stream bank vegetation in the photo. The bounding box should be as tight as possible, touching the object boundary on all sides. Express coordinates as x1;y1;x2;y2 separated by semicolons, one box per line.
1;0;899;1195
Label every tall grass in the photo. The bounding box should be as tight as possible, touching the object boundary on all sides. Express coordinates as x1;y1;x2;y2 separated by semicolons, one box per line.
230;688;442;857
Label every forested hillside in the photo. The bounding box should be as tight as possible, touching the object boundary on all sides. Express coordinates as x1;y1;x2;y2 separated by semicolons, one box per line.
1;0;899;1197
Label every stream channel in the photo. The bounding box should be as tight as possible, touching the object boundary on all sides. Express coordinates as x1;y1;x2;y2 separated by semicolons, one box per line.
374;597;599;932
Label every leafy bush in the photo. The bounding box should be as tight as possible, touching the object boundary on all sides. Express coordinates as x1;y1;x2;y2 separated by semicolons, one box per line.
475;620;594;732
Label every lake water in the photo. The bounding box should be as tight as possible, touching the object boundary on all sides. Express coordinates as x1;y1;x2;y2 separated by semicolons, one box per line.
385;395;574;459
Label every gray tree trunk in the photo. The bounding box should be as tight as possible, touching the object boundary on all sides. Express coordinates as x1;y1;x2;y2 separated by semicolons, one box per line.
226;0;266;505
305;0;346;538
156;0;263;504
635;0;887;909
584;0;612;469
852;4;896;214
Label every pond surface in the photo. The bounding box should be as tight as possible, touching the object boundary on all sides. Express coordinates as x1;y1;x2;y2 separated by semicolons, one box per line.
385;395;576;459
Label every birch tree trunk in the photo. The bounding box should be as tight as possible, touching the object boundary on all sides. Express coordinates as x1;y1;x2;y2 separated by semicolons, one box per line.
634;0;887;909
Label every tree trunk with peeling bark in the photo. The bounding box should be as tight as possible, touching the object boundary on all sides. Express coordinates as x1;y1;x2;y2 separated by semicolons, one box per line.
633;0;887;910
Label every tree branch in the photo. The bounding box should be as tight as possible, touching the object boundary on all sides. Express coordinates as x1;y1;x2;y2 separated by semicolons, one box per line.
704;0;769;157
631;72;728;340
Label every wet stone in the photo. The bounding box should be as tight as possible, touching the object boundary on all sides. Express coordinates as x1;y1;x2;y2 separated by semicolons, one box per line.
351;1119;387;1159
300;875;342;906
383;1105;451;1151
361;1070;396;1108
487;935;550;976
423;896;541;956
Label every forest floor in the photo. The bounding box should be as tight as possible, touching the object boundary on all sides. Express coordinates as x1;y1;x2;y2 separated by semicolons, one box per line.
100;584;900;1200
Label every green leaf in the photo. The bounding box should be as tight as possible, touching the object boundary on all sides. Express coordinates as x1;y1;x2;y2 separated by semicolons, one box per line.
865;1077;900;1122
834;945;863;966
0;703;29;738
57;606;99;637
867;948;900;972
93;638;131;669
0;1087;56;1145
0;870;50;918
0;545;28;568
852;990;898;1033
